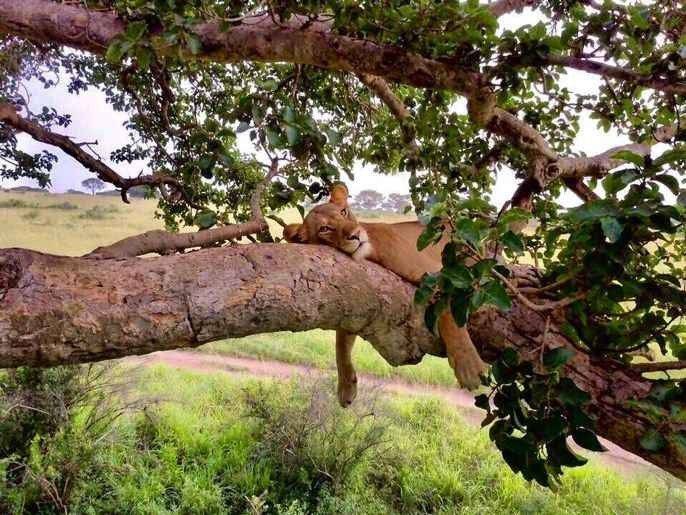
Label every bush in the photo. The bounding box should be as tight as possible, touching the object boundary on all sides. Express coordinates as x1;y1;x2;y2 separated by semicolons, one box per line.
243;379;390;512
0;365;133;513
20;210;39;222
46;202;79;210
0;199;37;209
78;205;119;220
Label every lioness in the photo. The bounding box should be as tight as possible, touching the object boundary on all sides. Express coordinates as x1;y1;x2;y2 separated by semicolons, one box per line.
284;183;487;406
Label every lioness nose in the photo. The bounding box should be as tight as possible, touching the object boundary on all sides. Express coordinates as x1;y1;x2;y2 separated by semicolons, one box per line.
346;230;360;241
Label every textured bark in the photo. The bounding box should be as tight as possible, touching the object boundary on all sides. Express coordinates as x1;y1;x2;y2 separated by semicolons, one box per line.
0;244;684;479
0;0;478;94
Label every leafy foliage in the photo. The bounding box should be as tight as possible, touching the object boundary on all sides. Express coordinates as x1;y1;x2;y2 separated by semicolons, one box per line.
1;0;685;488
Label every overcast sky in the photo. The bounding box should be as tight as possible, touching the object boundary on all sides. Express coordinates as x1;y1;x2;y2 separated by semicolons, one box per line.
1;11;632;209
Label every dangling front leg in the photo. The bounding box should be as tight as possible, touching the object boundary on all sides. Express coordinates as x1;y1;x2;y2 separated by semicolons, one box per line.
437;311;487;390
335;329;358;407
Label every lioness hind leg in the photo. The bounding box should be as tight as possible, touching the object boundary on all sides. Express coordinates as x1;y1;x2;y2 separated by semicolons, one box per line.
335;330;358;407
437;312;487;390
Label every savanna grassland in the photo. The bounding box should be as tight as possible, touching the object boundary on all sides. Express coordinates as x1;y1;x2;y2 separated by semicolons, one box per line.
1;190;685;514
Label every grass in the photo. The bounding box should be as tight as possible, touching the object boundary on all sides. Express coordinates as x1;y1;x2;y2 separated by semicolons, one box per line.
0;191;163;256
2;191;686;512
45;365;686;514
201;330;458;387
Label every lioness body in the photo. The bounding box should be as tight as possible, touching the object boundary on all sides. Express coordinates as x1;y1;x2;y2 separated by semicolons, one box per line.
285;185;487;406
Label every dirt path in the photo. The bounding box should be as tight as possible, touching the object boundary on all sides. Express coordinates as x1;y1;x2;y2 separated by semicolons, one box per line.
130;349;674;480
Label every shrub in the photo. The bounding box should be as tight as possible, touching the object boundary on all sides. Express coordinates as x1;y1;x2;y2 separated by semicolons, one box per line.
0;199;37;209
46;202;79;210
0;365;134;513
78;205;119;220
243;378;390;512
20;210;39;222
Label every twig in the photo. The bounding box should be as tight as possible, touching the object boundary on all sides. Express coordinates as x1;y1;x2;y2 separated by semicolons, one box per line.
631;360;686;374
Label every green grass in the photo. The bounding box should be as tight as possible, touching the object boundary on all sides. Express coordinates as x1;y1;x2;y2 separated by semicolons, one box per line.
37;365;686;515
201;330;458;387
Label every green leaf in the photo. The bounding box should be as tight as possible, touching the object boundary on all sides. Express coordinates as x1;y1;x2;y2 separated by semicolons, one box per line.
652;174;680;195
186;33;203;55
265;127;285;148
194;210;217;229
611;150;645;167
602;169;639;194
284;124;301;146
442;265;473;289
425;298;447;333
498;208;531;228
653;148;686;167
125;21;147;42
542;347;574;370
572;428;606;452
501;230;524;253
417;219;443;251
547;437;588;468
640;429;667;452
259;79;278;91
450;293;471;326
600;217;623;243
567;200;618;222
481;281;512;311
105;41;125;63
557;378;591;406
475;393;490;411
455;218;485;248
325;128;342;145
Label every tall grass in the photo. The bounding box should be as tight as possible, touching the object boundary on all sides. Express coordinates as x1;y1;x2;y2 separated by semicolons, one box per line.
4;365;678;514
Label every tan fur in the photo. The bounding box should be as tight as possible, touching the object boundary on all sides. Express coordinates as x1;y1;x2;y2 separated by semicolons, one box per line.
285;183;487;405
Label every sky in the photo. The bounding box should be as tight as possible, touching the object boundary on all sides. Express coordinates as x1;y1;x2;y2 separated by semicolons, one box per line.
1;10;633;209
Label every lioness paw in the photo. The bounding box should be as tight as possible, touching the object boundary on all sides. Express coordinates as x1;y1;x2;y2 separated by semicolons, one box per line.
450;354;488;391
337;375;358;407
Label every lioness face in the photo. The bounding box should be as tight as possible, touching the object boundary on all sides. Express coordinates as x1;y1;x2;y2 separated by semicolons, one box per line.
284;183;372;260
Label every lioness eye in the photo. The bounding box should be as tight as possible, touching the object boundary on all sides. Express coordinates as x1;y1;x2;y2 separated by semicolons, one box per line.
319;225;333;233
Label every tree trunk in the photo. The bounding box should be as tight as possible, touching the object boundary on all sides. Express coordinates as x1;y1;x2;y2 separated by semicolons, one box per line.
0;244;684;479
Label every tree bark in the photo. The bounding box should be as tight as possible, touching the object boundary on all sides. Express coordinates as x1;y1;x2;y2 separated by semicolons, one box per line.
0;0;479;94
0;244;684;479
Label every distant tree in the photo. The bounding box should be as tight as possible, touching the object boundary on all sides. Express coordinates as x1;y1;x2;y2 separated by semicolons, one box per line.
381;193;411;213
81;178;105;196
353;189;384;211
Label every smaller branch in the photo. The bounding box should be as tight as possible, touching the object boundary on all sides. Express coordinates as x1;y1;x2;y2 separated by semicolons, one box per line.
631;360;686;374
87;157;279;259
0;102;197;206
488;0;541;17
543;55;686;96
85;220;266;259
492;268;586;312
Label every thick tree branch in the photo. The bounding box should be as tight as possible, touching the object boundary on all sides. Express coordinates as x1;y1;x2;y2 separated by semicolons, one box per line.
1;244;684;479
488;0;541;17
0;102;192;204
0;0;480;94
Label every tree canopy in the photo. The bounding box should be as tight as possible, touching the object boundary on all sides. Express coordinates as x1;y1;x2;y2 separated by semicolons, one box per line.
0;0;685;487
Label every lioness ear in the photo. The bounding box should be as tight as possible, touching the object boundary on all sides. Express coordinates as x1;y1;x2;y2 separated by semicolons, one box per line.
329;182;349;208
283;223;308;243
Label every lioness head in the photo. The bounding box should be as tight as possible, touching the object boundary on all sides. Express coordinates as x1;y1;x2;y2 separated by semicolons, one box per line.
283;183;372;260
